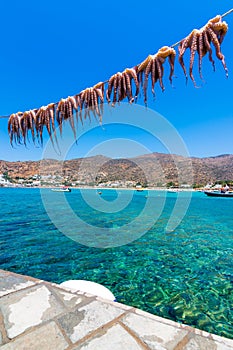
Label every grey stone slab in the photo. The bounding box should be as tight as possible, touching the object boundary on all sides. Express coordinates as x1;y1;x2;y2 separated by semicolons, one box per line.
0;274;35;297
182;336;217;350
182;335;233;350
122;312;188;350
50;286;86;309
0;284;66;339
96;297;133;312
0;272;9;279
212;334;233;349
58;300;126;343
216;343;233;350
0;321;69;350
73;323;144;350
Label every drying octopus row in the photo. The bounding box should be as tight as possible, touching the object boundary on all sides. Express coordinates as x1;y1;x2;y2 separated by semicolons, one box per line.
105;46;176;106
8;15;228;145
105;15;228;104
8;82;105;145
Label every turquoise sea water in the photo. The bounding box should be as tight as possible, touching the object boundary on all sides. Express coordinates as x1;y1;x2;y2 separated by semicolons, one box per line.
0;188;233;338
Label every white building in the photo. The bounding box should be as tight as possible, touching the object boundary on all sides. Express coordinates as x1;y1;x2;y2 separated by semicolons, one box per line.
0;174;11;186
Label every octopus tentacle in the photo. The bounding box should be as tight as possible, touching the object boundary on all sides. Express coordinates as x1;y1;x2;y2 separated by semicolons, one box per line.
106;75;115;103
56;98;68;135
94;84;104;122
178;35;192;82
85;106;91;123
89;89;94;109
84;89;89;109
207;27;228;76
151;59;158;96
138;55;153;99
75;94;82;111
189;30;199;87
19;115;27;144
19;110;36;144
132;67;140;101
35;107;47;144
156;57;165;92
79;90;86;110
8;113;22;145
124;67;139;102
112;74;119;105
120;73;127;101
94;82;105;103
203;30;215;70
28;110;36;143
123;71;131;102
86;89;91;109
64;100;69;120
82;89;88;110
93;89;98;109
75;94;84;127
45;109;52;139
197;31;205;80
116;73;123;102
137;70;144;90
157;46;176;86
93;90;101;118
66;98;76;138
168;53;176;85
47;103;58;145
143;58;153;105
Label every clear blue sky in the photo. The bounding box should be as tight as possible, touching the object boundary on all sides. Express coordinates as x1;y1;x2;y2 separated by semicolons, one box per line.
0;0;232;161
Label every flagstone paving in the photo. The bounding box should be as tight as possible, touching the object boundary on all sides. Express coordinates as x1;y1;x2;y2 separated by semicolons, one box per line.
0;269;232;349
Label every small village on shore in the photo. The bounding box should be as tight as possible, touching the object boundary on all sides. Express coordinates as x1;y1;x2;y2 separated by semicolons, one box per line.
0;172;231;192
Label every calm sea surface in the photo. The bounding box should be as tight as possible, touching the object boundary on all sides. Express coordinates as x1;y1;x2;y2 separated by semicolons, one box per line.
0;188;233;338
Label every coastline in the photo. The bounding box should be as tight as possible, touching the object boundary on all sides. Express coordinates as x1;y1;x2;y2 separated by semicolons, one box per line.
0;185;197;192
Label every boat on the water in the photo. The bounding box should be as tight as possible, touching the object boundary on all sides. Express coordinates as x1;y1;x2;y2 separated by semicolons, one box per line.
51;187;71;192
204;191;233;198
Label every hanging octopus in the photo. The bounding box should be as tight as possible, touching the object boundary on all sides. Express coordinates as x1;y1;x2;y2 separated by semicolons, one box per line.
8;112;23;145
35;103;56;144
137;46;176;105
19;110;36;144
106;67;139;105
78;82;105;122
56;96;77;136
178;15;228;86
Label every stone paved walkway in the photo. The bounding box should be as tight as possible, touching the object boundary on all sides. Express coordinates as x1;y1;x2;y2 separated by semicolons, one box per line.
0;269;232;349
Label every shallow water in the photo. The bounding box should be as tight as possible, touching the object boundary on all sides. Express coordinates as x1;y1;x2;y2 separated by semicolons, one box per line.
0;188;233;338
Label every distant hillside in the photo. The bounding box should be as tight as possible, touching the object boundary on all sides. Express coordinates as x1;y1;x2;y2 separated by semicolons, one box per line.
0;153;232;187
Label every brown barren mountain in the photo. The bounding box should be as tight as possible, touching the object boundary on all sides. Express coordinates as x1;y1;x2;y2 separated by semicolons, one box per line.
0;153;232;186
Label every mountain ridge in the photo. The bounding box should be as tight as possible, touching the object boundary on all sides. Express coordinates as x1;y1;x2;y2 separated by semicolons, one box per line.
0;153;232;187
